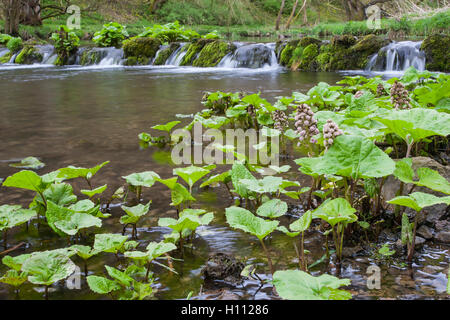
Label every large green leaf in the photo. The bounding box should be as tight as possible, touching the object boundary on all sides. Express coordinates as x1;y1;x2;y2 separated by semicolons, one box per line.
54;212;102;236
290;210;313;232
387;192;450;212
152;120;181;132
0;270;28;287
170;183;195;206
122;171;160;188
225;206;279;240
230;163;256;198
0;205;35;231
303;135;395;179
87;275;121;294
240;176;283;194
312;198;358;227
393;158;414;184
42;183;77;206
2;254;32;271
416;168;450;195
94;234;129;254
2;170;45;193
273;270;352;300
120;201;151;225
9;157;45;170
173;166;210;188
70;245;99;260
21;251;76;286
146;242;177;260
81;184;108;198
256;199;288;219
58;161;110;180
374;109;450;143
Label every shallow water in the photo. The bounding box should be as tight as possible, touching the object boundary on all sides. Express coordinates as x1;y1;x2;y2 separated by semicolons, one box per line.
0;66;448;300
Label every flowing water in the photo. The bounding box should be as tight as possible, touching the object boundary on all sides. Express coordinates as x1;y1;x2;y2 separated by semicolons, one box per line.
0;42;448;300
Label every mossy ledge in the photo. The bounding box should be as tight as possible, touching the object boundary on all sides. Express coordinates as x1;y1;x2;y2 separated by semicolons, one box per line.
15;46;43;65
279;35;389;71
193;40;236;67
421;34;450;72
153;43;180;65
123;37;162;66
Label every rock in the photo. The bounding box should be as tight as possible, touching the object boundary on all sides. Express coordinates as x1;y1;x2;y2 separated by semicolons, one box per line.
414;236;426;248
412;156;449;179
425;205;447;225
230;43;274;68
417;225;434;240
201;253;244;284
331;35;357;48
342;245;364;258
435;220;449;231
421;34;450;72
15;46;42;64
0;51;12;63
203;289;240;300
180;39;214;66
434;231;450;243
123;37;161;66
193;40;236;67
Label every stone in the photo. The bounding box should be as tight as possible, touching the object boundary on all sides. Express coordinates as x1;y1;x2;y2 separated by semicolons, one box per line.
123;37;161;65
153;43;179;65
193;40;236;67
15;46;42;64
435;220;449;231
434;231;450;243
414;236;426;248
180;39;214;66
201;253;244;284
417;225;434;240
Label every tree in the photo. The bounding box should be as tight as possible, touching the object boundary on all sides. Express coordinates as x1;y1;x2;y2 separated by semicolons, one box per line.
341;0;393;21
275;0;286;31
1;0;22;35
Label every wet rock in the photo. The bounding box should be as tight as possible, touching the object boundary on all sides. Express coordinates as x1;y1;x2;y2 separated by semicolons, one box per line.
434;231;450;244
15;45;42;64
203;289;241;300
425;205;447;225
434;220;449;232
123;37;161;66
417;225;434;240
414;236;426;248
193;40;236;67
180;39;214;66
202;253;244;284
153;43;179;65
421;34;450;72
342;245;364;258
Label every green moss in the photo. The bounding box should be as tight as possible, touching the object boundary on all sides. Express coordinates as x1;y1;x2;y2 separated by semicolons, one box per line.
180;39;213;66
421;34;450;72
124;56;149;66
330;35;356;48
153;43;180;65
15;46;42;64
298;37;321;48
298;44;319;71
316;52;331;71
0;52;12;64
80;49;102;66
192;40;235;67
54;56;64;66
123;37;162;65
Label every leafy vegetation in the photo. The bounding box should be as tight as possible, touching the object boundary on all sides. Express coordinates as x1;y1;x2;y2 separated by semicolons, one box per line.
93;22;129;48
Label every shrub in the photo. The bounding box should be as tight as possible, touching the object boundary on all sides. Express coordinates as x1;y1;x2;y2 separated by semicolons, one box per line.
50;26;80;65
0;34;13;45
6;37;23;53
93;22;129;48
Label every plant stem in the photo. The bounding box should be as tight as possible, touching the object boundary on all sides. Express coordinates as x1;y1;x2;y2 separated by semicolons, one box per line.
44;285;49;300
2;230;7;250
300;231;306;272
145;260;153;282
259;238;275;275
407;212;419;262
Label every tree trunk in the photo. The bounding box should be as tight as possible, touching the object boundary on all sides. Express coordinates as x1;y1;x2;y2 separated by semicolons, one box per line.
21;0;42;26
342;0;366;21
2;0;22;35
285;0;300;30
275;0;286;31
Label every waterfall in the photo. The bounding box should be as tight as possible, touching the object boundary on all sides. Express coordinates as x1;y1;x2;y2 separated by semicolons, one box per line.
0;48;9;59
165;43;187;66
218;43;279;69
97;48;124;66
36;45;57;65
366;41;425;72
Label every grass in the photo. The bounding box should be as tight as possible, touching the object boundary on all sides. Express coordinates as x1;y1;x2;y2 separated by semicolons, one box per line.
1;9;448;45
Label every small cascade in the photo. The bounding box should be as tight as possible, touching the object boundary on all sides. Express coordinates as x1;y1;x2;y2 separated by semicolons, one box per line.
366;41;425;72
165;43;187;66
218;43;278;69
98;48;124;66
36;45;57;64
76;47;125;66
153;45;169;64
0;48;9;59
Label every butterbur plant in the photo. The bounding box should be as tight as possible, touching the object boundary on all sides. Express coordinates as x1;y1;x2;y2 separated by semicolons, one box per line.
312;198;358;267
120;201;152;239
0;205;35;249
226;207;279;275
388;192;450;262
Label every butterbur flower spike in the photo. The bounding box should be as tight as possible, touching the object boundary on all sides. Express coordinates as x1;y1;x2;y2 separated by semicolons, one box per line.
295;104;319;146
272;110;289;131
390;80;412;110
323;119;343;150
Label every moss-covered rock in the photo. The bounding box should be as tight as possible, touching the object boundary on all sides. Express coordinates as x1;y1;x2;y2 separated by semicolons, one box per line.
279;40;299;67
298;37;322;48
79;49;102;66
279;38;322;69
15;46;43;64
123;37;162;66
421;34;450;72
326;34;389;70
193;40;236;67
0;51;12;64
180;39;214;66
297;44;319;71
331;35;357;48
153;43;180;65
